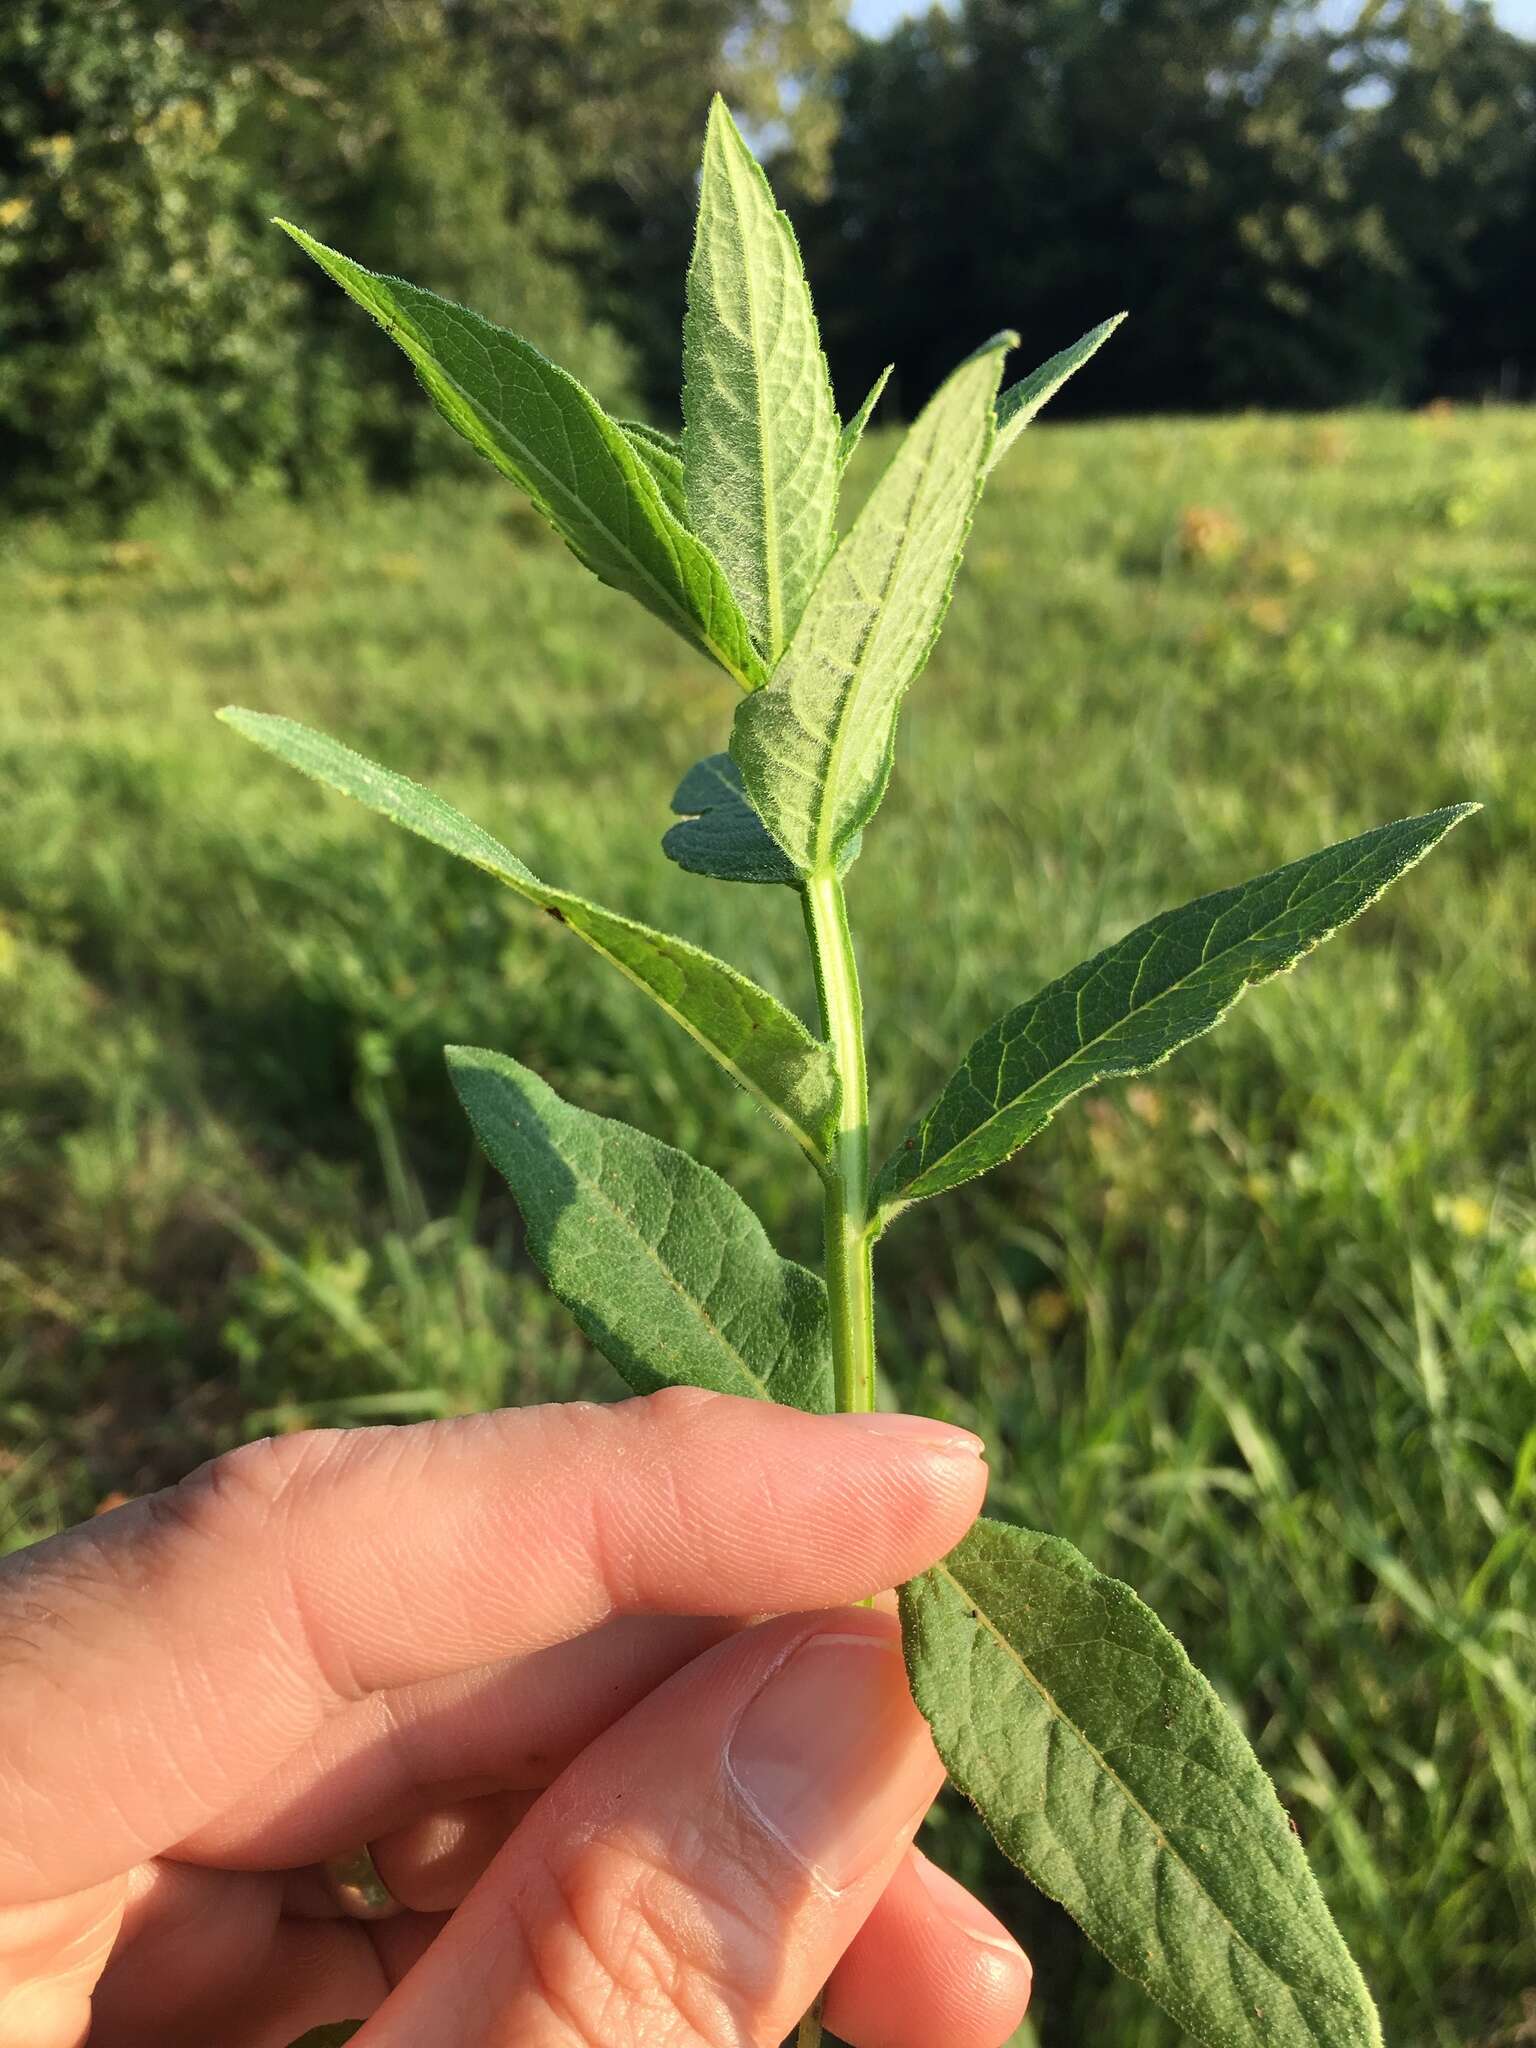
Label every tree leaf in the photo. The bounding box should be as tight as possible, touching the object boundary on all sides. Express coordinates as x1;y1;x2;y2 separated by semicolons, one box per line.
837;365;893;472
617;419;688;524
731;333;1013;876
681;97;840;663
990;313;1127;471
901;1516;1384;2048
219;709;837;1165
275;221;766;692
873;805;1475;1219
663;753;804;888
448;1046;833;1412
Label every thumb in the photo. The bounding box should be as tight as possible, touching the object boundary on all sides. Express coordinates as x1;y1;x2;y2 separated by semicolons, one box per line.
359;1608;944;2047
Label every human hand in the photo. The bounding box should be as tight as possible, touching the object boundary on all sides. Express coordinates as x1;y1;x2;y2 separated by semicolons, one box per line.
0;1388;1032;2046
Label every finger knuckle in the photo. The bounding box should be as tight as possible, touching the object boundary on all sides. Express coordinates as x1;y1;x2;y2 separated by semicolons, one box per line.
635;1385;729;1434
143;1429;382;1703
138;1433;299;1553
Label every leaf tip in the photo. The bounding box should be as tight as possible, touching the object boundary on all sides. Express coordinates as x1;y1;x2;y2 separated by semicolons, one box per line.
1422;798;1482;845
705;92;742;148
444;1043;499;1099
216;704;264;738
445;1042;519;1083
970;328;1020;362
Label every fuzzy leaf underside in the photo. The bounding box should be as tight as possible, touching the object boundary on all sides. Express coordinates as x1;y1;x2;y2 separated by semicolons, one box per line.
663;753;863;888
449;1047;833;1411
682;98;839;664
617;419;688;523
874;805;1475;1216
990;313;1127;470
902;1519;1383;2048
837;365;893;472
275;222;765;691
219;710;837;1163
731;335;1012;874
663;753;804;886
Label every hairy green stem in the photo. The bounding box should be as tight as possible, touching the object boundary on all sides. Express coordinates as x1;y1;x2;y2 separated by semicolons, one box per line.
795;869;875;2048
795;1989;827;2047
803;868;875;1414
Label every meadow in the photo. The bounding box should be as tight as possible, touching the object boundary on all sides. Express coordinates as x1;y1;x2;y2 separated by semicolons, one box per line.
2;406;1532;2046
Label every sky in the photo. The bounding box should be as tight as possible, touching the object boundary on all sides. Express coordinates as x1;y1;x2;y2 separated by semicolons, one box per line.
849;0;1536;36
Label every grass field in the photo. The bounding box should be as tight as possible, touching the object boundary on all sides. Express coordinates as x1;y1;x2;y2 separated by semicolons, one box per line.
3;406;1533;2046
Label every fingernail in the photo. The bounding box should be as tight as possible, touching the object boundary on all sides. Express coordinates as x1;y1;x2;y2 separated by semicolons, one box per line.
912;1851;1029;1958
726;1631;936;1891
829;1411;985;1457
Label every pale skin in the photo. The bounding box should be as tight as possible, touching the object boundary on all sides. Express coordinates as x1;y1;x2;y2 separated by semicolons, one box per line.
0;1387;1033;2047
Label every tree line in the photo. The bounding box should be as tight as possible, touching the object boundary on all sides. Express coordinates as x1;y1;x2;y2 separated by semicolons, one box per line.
796;0;1535;423
2;0;1530;513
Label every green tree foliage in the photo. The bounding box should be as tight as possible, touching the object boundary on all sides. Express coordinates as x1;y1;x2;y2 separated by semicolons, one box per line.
0;0;311;509
430;0;851;406
799;0;1535;416
2;0;1530;513
1344;0;1536;400
139;0;849;429
143;0;639;475
0;0;849;509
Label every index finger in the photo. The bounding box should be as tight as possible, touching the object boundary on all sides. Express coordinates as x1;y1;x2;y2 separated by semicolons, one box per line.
0;1389;984;1906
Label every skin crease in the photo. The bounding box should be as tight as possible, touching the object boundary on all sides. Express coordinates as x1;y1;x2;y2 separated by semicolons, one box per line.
0;1389;1032;2047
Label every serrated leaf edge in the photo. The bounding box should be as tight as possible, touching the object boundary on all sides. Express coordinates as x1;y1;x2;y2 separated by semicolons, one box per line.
448;1044;808;1402
682;98;840;665
990;312;1127;470
734;332;1014;873
219;707;837;1166
874;803;1478;1223
902;1540;1384;2048
837;364;893;472
274;219;765;691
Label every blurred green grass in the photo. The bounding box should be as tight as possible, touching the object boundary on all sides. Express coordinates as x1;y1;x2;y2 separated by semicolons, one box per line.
2;407;1533;2045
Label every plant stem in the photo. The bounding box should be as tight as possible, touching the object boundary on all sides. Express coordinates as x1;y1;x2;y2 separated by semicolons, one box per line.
794;869;876;2048
795;1989;827;2047
803;868;875;1415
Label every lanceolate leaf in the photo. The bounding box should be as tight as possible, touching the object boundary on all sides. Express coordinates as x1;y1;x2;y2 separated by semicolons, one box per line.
991;313;1127;471
449;1047;833;1412
837;365;893;472
682;97;840;663
902;1518;1384;2048
731;334;1013;876
617;420;688;524
219;710;837;1165
873;805;1475;1219
663;753;802;887
275;222;766;692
